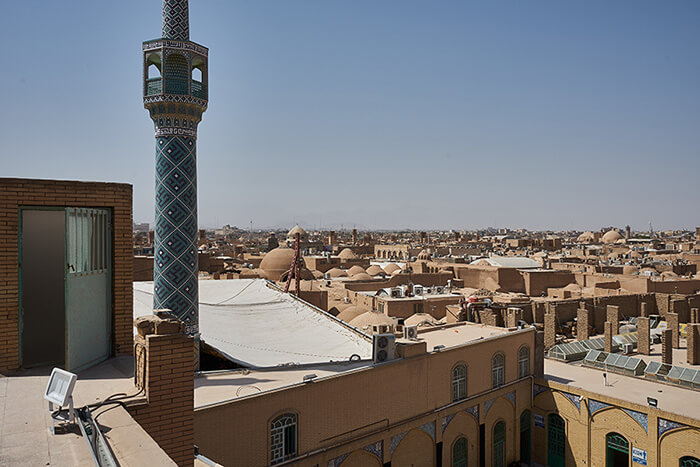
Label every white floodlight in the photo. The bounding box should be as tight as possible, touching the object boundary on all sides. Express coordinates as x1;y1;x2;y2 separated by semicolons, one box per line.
44;368;78;432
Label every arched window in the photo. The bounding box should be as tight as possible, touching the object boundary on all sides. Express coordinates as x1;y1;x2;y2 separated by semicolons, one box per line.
452;364;467;402
605;432;628;467
164;53;189;95
493;421;505;467
547;414;566;467
518;346;530;378
270;413;297;465
680;457;700;467
452;437;467;467
520;410;531;464
492;352;505;388
191;67;203;82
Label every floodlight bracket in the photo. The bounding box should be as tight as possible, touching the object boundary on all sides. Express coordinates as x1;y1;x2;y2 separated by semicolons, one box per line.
48;396;76;434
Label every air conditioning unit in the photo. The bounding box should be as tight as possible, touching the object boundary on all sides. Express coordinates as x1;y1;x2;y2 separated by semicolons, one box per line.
424;287;433;295
373;333;396;363
622;343;634;354
390;288;402;298
413;285;424;296
343;297;350;303
435;286;444;294
373;324;390;334
403;325;418;340
324;272;331;280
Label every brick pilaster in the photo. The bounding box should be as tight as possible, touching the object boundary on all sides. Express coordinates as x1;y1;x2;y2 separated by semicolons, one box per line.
687;324;700;365
604;321;613;353
667;312;679;349
544;313;556;350
606;305;620;335
661;329;673;365
637;317;650;356
577;308;592;341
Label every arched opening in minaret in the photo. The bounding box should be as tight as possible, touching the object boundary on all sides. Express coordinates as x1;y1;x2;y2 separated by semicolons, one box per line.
191;56;206;99
191;67;202;82
145;53;162;95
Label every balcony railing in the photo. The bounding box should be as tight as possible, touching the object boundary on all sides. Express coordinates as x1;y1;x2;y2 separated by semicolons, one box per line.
145;78;162;96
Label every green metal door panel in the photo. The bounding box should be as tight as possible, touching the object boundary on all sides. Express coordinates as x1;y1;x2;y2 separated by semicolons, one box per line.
65;208;111;372
547;414;566;467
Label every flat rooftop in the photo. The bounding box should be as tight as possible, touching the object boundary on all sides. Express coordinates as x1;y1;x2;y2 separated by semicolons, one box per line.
194;361;371;408
0;357;173;466
134;279;373;368
544;358;700;419
418;322;509;351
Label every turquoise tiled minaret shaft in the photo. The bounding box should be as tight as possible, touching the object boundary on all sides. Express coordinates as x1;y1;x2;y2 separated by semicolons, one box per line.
143;0;208;336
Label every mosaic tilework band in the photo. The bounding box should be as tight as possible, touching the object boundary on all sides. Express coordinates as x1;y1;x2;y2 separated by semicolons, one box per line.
153;134;199;334
162;0;189;41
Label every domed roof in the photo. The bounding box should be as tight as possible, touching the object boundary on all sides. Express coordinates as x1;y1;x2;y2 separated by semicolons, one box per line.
351;273;373;281
577;231;596;243
390;268;404;276
366;265;385;276
239;268;259;278
602;229;623;244
384;263;400;274
348;265;366;276
417;249;431;260
404;313;436;328
287;225;307;238
327;267;348;278
336;305;367;322
349;310;394;330
259;247;295;280
337;248;359;260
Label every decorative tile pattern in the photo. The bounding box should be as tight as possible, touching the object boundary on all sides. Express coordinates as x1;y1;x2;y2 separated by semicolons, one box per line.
658;418;686;437
505;391;516;407
153;135;199;335
623;408;648;433
391;431;408;455
534;383;548;398
563;392;581;412
144;93;208;108
143;39;209;56
484;398;496;416
466;404;479;421
588;399;611;415
363;440;382;460
442;414;455;434
162;0;189;41
327;453;348;467
419;421;435;440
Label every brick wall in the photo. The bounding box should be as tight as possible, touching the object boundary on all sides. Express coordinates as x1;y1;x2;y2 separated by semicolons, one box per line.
667;312;679;348
577;308;592;341
661;329;672;365
0;178;133;371
638;317;651;355
129;329;194;467
687;324;699;365
544;313;556;349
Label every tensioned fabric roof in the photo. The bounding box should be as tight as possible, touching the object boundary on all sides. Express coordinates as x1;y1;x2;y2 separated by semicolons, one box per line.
134;279;372;368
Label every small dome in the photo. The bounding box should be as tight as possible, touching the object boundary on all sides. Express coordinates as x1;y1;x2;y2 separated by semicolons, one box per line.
577;231;596;243
602;229;623;244
391;268;403;276
239;268;259;278
404;313;436;328
417;249;431;260
287;225;307;241
337;305;367;322
337;248;359;260
349;310;395;330
327;267;348;278
351;273;373;281
366;265;385;276
384;263;400;274
348;265;366;276
259;248;295;281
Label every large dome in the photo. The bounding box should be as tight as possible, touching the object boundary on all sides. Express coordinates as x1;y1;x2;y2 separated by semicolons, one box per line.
351;273;373;281
349;310;394;330
366;265;385;276
337;248;359;260
577;231;595;243
327;267;349;278
348;265;366;276
287;225;307;241
384;263;400;274
259;247;295;280
602;229;623;244
337;305;367;322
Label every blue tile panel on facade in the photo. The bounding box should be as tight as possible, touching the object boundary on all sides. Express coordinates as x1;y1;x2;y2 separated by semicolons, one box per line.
154;134;199;335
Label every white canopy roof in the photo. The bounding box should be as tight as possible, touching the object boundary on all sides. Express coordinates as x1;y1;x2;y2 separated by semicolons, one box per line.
134;279;372;368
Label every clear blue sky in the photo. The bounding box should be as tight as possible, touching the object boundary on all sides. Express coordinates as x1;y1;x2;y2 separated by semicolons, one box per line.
1;1;698;231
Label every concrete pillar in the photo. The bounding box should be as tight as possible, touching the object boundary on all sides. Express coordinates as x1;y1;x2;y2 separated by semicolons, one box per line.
667;312;679;349
687;324;700;365
607;305;621;335
661;329;673;365
640;302;650;318
577;308;592;341
604;321;613;353
637;317;651;355
544;313;556;350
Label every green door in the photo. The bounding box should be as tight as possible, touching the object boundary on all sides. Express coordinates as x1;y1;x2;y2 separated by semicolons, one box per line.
65;208;111;372
520;410;531;465
493;421;505;467
605;433;628;467
547;414;565;467
680;457;700;467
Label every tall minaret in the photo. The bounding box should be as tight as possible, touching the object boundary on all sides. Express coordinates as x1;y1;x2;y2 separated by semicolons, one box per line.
143;0;208;343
